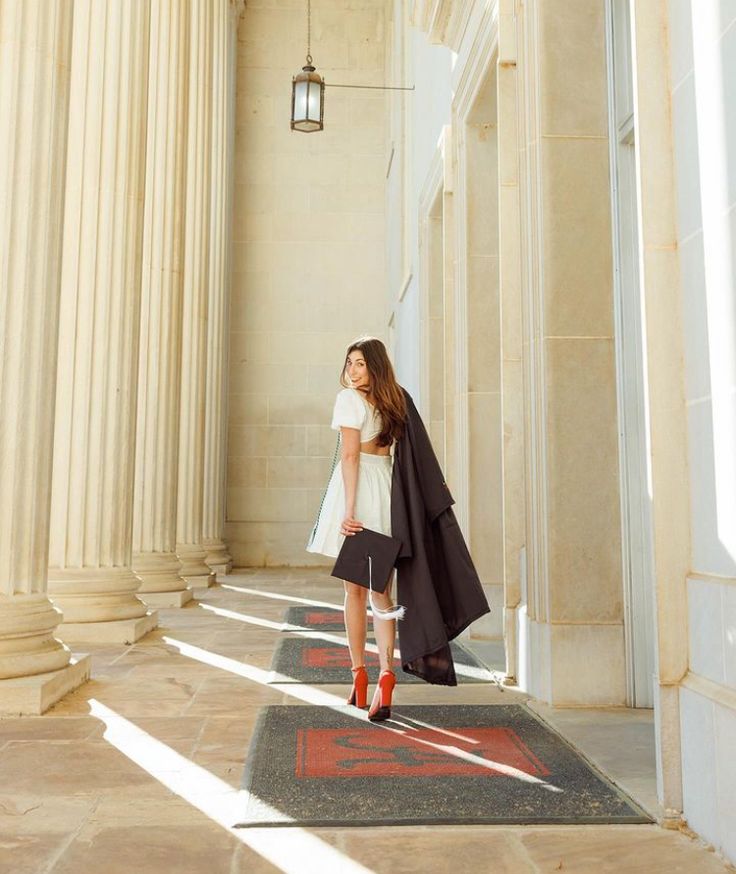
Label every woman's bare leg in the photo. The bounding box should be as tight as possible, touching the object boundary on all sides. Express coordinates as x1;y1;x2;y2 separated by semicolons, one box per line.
343;581;368;667
370;573;396;673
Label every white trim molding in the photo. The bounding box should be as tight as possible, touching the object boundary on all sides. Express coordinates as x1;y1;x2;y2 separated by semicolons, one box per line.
412;0;474;52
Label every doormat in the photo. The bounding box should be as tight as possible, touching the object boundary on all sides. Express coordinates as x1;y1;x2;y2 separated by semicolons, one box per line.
269;636;494;684
281;605;372;633
234;704;653;827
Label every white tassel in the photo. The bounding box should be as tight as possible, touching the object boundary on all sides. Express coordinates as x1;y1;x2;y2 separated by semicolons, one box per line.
367;556;406;621
369;592;406;621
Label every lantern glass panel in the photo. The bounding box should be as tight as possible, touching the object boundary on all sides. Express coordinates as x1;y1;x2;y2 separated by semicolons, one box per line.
293;79;308;121
307;81;322;121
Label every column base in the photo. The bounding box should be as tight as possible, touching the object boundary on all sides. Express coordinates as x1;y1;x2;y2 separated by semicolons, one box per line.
137;589;193;608
522;617;627;705
183;571;217;589
133;551;191;608
0;594;74;679
177;542;216;585
48;566;151;624
58;611;158;645
204;539;233;575
0;654;91;716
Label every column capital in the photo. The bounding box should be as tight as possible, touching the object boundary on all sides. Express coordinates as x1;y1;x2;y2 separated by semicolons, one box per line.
412;0;470;51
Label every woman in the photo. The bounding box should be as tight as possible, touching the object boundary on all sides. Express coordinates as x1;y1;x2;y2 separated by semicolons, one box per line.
306;336;407;722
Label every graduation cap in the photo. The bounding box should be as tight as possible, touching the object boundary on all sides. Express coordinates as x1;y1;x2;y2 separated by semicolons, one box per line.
331;528;406;621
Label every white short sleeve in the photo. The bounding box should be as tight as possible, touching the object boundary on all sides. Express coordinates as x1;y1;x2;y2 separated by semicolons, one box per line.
330;388;366;431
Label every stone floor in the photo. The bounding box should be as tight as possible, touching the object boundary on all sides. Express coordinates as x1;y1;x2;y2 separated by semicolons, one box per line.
1;569;733;874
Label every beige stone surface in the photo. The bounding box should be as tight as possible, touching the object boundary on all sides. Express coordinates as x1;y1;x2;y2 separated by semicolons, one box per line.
544;338;623;623
0;656;91;717
501;358;525;606
467;254;501;393
138;589;193;609
549;622;627;706
541;136;614;338
466;123;500;257
0;571;730;873
538;0;609;137
225;523;328;568
468;391;504;585
59;613;159;646
499;183;523;358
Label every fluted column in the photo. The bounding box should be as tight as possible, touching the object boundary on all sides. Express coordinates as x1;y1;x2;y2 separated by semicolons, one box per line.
202;0;241;575
176;0;216;588
47;0;158;643
132;0;193;608
0;0;91;714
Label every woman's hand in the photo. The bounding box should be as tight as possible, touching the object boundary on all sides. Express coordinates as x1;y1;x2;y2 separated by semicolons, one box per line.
340;515;364;537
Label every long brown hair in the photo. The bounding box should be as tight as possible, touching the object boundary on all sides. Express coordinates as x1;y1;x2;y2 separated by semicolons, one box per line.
340;336;407;446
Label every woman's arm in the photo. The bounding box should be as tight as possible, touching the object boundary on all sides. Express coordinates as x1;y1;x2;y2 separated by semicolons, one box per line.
340;426;363;535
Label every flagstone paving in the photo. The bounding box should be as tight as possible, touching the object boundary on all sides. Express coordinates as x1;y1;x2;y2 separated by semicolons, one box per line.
0;569;732;874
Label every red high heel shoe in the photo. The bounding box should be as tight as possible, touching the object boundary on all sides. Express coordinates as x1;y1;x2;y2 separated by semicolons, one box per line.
347;665;368;709
368;669;396;722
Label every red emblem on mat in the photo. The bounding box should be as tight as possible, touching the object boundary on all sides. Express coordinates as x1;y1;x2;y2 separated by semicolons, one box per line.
295;726;550;778
305;611;342;626
303;647;380;668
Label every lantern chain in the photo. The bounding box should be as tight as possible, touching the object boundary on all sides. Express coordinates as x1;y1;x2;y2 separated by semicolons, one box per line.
306;0;312;66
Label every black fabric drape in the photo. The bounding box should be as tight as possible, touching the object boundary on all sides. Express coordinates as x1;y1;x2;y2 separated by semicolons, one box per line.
391;388;490;685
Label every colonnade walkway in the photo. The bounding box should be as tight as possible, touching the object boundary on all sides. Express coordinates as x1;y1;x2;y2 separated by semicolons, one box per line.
1;569;730;873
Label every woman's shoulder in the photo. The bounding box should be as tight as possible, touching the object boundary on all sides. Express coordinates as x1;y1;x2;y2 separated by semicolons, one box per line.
331;386;368;431
335;388;366;415
335;386;367;405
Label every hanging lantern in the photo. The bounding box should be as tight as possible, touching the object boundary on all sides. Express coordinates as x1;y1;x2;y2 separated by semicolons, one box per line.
291;62;324;132
291;0;323;132
289;0;414;132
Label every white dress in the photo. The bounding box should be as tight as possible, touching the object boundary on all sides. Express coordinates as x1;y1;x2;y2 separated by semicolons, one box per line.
306;388;394;559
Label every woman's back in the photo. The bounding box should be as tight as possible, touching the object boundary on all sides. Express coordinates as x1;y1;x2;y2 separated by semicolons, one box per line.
331;387;391;455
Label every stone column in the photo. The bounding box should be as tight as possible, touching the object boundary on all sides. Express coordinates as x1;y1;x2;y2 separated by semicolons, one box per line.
0;0;91;715
48;0;158;643
463;101;504;639
132;0;193;608
497;4;525;683
176;0;216;588
516;0;624;705
202;0;241;576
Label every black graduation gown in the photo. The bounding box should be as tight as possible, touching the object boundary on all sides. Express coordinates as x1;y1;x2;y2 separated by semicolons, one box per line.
391;388;490;685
